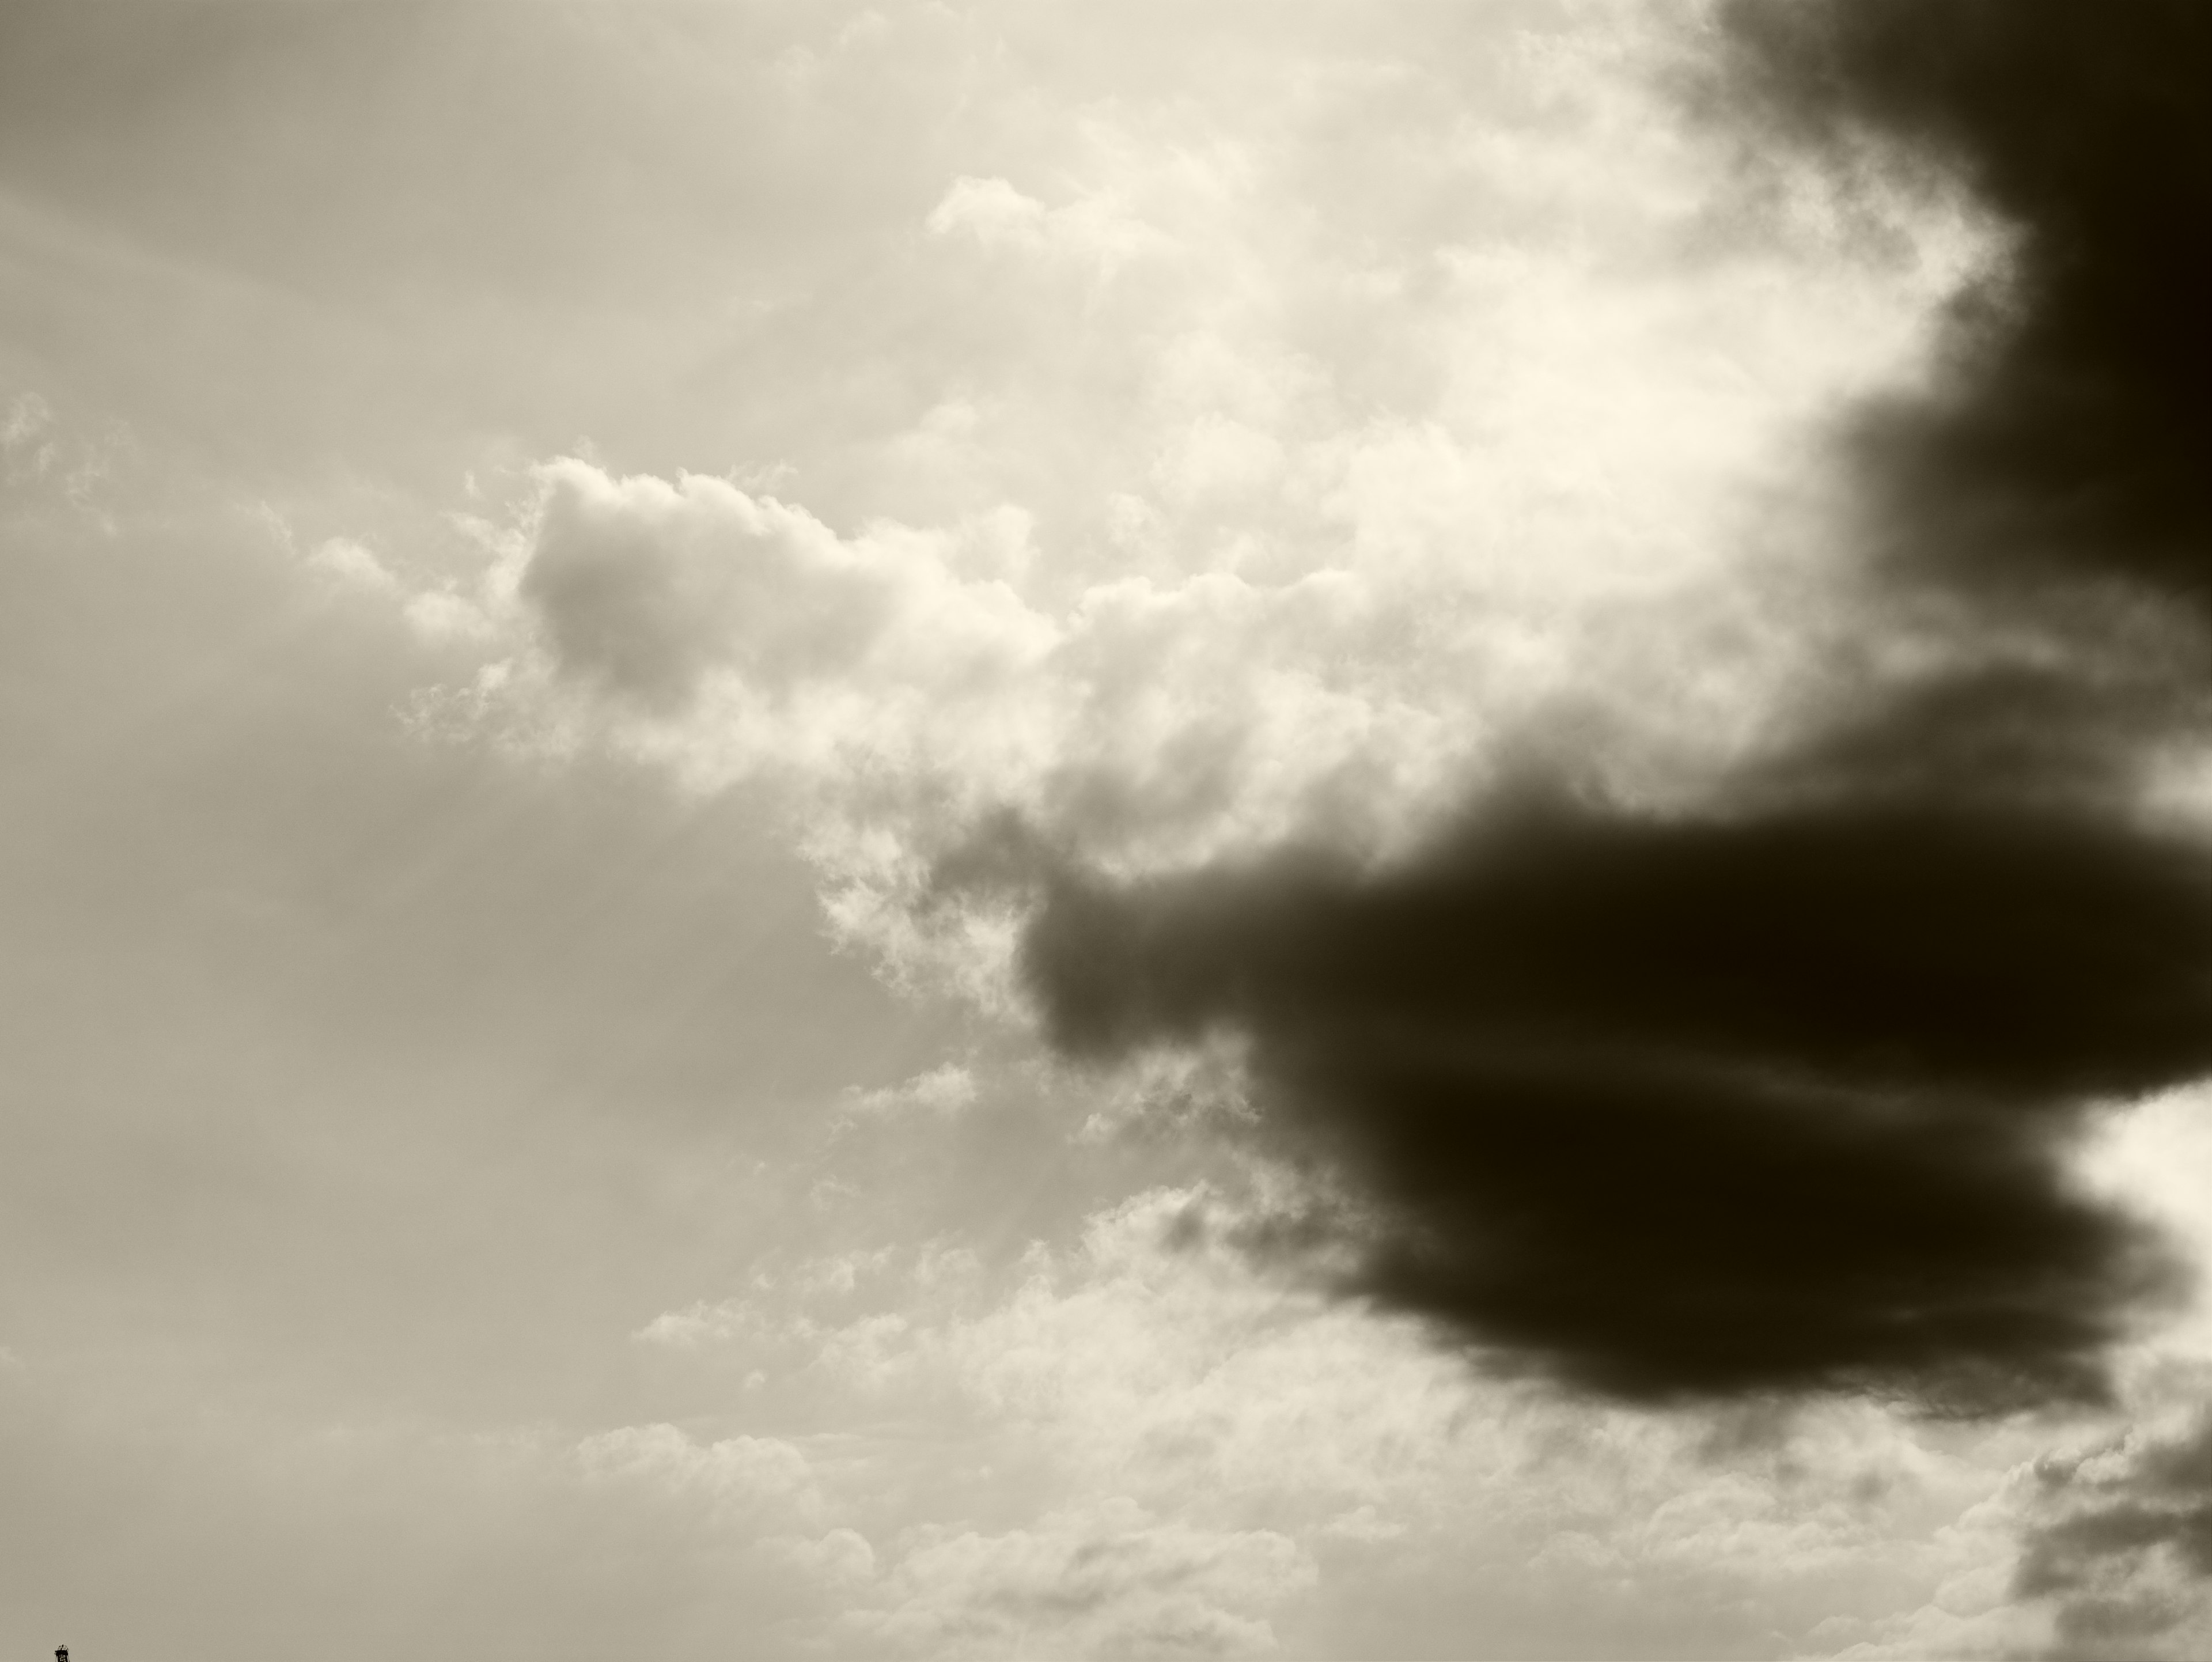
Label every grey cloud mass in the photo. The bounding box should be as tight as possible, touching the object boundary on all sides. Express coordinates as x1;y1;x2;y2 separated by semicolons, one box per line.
2014;1408;2212;1659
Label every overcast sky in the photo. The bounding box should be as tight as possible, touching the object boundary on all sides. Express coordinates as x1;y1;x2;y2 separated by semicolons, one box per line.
5;2;2211;1659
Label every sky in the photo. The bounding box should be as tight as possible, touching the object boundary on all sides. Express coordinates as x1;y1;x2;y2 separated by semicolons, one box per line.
3;2;2210;1658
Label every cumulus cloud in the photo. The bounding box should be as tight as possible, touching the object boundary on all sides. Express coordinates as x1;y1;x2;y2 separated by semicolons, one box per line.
452;438;1850;1035
1;389;55;472
518;458;1054;717
381;0;1963;936
502;453;1781;849
308;535;399;594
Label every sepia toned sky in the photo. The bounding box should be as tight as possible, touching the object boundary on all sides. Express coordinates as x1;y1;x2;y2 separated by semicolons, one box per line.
4;2;2210;1658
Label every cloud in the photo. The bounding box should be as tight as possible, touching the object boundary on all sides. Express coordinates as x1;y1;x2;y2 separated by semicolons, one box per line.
1012;782;2209;1410
1703;0;2212;614
510;459;1056;779
926;175;1168;276
635;1300;753;1350
655;1182;2069;1658
1;388;135;525
844;1062;981;1120
576;1422;823;1528
2009;1407;2212;1661
483;442;1841;1019
307;535;399;594
520;459;1053;713
982;0;2212;1415
847;1497;1311;1660
772;1524;879;1593
407;0;1959;927
383;0;2212;1421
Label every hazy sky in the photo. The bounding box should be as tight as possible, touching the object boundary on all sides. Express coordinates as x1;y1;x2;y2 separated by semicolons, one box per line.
5;2;2210;1658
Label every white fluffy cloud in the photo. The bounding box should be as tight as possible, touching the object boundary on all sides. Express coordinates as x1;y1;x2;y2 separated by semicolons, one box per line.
518;460;1054;721
367;1;1983;1006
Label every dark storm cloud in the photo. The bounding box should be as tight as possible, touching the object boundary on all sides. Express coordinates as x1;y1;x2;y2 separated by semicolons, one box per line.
1706;0;2212;610
2013;1410;2212;1657
992;0;2212;1410
1028;776;2212;1104
1017;782;2210;1408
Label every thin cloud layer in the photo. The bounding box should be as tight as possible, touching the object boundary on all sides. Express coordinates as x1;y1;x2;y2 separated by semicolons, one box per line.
842;1498;1311;1662
628;1180;2080;1658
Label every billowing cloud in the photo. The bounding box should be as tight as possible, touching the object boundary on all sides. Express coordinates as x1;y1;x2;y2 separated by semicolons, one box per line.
412;0;1966;902
519;459;1055;717
488;437;1842;996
